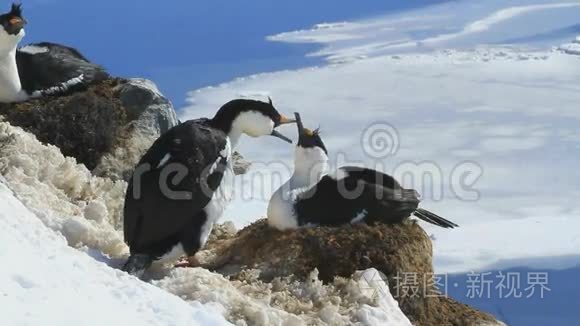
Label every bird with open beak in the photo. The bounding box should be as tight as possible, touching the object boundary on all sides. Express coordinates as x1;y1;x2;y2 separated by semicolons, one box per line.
268;112;458;230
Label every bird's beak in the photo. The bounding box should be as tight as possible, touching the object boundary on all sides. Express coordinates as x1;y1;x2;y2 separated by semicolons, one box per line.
278;115;296;125
9;17;26;30
295;112;304;135
294;112;313;146
270;130;292;144
269;114;295;143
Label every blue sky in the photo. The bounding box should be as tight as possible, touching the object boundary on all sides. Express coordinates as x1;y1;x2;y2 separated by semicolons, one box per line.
19;0;446;108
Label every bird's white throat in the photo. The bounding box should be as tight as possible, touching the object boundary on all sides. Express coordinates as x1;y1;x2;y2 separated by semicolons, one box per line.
0;28;25;102
228;111;275;147
268;146;328;230
267;146;329;230
290;146;329;189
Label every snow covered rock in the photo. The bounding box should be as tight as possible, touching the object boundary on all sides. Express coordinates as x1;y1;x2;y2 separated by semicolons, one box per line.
199;220;503;326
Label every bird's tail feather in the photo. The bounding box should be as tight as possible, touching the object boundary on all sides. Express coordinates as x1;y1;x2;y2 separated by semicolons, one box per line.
122;254;153;279
414;208;459;229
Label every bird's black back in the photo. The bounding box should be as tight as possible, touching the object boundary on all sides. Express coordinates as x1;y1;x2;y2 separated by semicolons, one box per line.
16;42;109;96
123;119;228;257
294;166;420;226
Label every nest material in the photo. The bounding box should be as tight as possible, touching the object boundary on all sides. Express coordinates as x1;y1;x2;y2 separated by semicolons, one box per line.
202;220;501;326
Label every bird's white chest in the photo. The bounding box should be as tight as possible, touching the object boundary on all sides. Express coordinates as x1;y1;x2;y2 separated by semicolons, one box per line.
200;140;234;246
267;182;301;230
0;52;25;103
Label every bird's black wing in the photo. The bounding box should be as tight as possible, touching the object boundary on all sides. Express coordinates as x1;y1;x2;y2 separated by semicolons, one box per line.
343;166;458;228
294;167;420;226
16;42;109;97
123;119;228;254
338;166;402;190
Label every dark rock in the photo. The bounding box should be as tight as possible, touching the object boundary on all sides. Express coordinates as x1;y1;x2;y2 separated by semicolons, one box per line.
0;79;127;171
92;78;178;180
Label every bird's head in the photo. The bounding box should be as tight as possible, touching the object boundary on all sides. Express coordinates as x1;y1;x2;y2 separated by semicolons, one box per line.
295;112;327;154
212;97;295;144
0;4;26;45
293;112;329;173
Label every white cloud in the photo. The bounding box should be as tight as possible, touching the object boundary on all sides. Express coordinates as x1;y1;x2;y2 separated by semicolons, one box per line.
268;0;580;63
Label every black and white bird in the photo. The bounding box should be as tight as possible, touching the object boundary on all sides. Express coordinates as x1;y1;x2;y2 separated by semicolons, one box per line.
0;4;108;103
123;98;295;277
267;113;458;230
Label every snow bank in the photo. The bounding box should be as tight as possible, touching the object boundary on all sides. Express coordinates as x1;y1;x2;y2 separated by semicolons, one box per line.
0;121;128;257
155;267;410;325
0;180;229;326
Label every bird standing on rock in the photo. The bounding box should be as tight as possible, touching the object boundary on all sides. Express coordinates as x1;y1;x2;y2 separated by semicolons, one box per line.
123;98;296;278
0;3;108;103
268;113;458;230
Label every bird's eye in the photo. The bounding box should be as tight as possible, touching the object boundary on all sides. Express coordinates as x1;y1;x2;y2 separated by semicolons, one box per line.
9;17;21;25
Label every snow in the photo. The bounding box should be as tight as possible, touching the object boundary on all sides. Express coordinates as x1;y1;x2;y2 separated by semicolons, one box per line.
155;267;411;325
182;0;580;275
0;179;229;326
18;44;49;54
433;215;580;274
0;121;128;257
353;269;411;325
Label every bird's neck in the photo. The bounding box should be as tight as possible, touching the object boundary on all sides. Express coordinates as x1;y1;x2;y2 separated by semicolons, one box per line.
290;148;329;189
209;117;240;149
0;39;23;102
226;125;243;149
